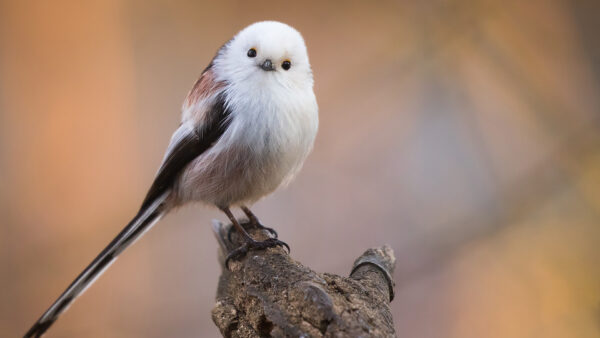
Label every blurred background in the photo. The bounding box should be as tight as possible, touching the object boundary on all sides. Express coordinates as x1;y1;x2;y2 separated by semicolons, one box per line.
1;0;599;337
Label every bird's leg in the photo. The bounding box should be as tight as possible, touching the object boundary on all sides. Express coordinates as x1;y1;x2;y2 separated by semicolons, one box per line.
220;207;289;269
240;205;278;238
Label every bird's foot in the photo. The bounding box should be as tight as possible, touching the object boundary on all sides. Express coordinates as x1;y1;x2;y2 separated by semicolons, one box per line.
225;238;290;269
227;219;278;242
251;221;278;239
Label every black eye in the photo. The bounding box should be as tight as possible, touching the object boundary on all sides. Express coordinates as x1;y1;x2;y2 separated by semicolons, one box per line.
247;48;257;58
282;60;291;70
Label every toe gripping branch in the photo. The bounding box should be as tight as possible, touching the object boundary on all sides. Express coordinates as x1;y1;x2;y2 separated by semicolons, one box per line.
212;219;289;270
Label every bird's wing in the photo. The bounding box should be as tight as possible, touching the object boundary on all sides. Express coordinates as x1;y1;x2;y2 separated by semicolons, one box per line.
140;90;231;210
24;69;231;338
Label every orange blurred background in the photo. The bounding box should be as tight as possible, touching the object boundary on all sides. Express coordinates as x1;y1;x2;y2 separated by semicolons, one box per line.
2;1;599;337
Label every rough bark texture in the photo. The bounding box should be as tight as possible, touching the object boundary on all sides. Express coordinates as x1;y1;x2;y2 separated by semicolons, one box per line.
211;220;397;338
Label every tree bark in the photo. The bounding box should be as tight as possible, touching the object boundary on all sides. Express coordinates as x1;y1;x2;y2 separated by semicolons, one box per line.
211;220;397;337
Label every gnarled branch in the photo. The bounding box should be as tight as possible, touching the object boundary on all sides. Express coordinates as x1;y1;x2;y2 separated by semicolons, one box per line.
211;220;397;337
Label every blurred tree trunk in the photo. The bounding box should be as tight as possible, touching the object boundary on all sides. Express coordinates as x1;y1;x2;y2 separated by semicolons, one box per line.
211;221;397;337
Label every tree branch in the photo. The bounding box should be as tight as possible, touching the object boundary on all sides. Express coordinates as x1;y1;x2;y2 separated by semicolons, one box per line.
211;220;397;337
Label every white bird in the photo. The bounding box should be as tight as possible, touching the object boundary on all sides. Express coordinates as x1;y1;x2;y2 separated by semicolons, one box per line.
25;20;318;337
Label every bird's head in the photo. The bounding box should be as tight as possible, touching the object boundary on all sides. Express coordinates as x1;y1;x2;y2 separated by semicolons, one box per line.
213;21;313;92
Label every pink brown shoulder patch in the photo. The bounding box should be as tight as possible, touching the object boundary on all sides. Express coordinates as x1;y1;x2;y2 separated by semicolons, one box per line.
183;68;225;109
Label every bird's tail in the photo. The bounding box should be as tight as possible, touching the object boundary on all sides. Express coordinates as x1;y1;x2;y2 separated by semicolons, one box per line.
24;192;169;338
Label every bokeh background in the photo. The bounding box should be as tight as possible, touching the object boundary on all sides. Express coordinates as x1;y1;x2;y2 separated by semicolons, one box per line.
1;0;599;337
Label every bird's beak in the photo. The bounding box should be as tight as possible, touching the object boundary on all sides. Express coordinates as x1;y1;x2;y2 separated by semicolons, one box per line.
260;59;275;71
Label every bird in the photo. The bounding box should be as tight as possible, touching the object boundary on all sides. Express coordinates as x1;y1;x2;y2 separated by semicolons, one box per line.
24;20;318;337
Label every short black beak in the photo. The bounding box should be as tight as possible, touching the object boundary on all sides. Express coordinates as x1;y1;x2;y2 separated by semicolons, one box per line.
260;59;275;71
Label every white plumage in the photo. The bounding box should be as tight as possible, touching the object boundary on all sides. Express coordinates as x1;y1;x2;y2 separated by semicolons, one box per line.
174;21;318;207
25;21;318;338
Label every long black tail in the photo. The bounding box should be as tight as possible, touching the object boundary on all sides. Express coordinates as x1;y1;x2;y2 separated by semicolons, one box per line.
24;193;168;338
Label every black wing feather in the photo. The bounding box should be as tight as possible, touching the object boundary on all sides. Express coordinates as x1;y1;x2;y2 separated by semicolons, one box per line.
140;92;231;210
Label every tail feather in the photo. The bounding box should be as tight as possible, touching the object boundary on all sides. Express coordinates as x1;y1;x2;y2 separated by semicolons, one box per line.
24;193;168;338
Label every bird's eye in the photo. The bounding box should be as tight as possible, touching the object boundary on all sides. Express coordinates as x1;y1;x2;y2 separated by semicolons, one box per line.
247;48;257;58
282;60;291;70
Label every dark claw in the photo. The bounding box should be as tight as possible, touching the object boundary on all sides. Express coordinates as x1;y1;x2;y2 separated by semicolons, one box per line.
247;217;278;238
254;223;278;238
227;220;278;243
225;243;249;269
227;224;236;243
225;238;290;269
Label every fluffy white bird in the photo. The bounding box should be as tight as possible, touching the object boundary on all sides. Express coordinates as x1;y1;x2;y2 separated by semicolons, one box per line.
25;20;318;337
